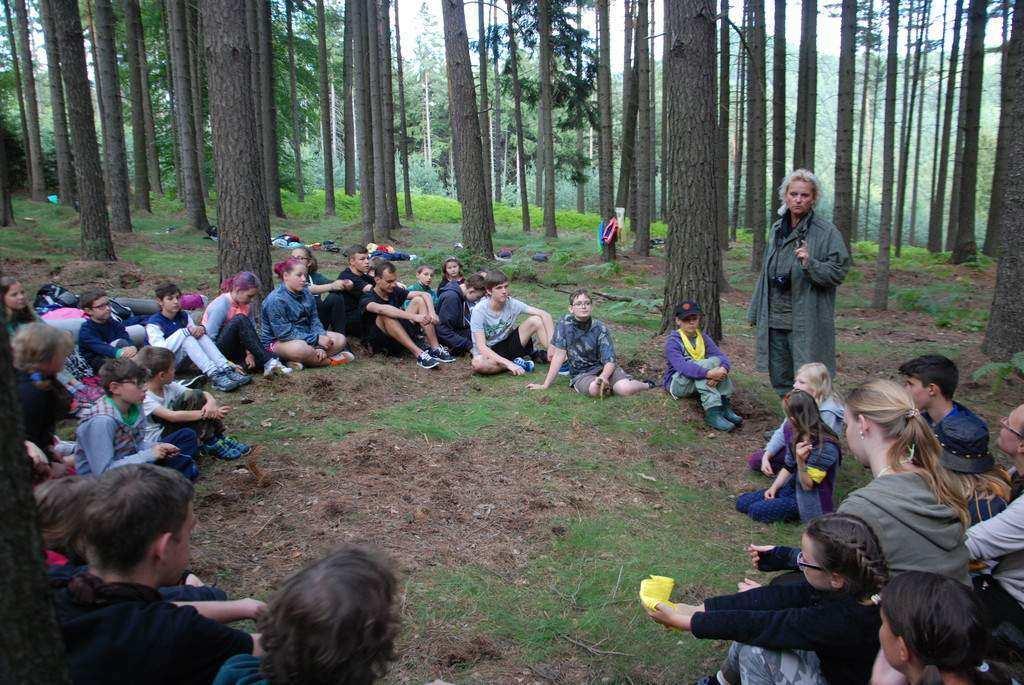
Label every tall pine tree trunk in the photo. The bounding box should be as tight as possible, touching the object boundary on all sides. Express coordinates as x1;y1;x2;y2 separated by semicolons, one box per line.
3;0;31;195
393;0;413;218
440;0;494;257
661;0;722;339
94;0;133;233
872;0;899;309
1;129;14;225
894;0;930;256
122;0;150;211
364;0;389;239
771;0;786;192
538;0;556;237
792;0;817;170
135;18;163;195
983;0;1012;257
983;1;1022;359
731;6;747;234
951;0;987;264
342;0;355;196
378;0;401;232
597;0;614;259
717;0;730;247
633;0;650;256
853;0;876;239
477;0;492;203
51;0;116;260
352;0;375;242
285;0;304;201
203;0;272;293
929;0;962;252
833;0;856;248
615;1;640;212
167;0;210;232
13;0;46;200
863;56;882;238
575;1;586;213
746;0;768;274
39;0;77;207
492;3;504;203
908;45;928;246
257;0;285;218
187;3;206;201
506;0;530;232
317;0;336;213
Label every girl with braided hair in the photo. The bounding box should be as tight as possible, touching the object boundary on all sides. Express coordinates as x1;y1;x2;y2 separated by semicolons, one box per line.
646;513;888;685
877;571;1014;685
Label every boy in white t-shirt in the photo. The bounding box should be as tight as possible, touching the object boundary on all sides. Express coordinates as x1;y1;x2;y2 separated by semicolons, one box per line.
135;347;251;461
469;270;554;376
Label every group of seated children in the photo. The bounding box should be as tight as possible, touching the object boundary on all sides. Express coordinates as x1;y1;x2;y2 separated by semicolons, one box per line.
39;463;399;684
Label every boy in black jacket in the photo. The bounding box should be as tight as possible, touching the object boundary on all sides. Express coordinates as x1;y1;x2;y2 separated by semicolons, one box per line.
435;273;485;356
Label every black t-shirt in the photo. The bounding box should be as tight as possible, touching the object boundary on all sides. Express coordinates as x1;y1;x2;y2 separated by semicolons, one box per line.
337;267;376;316
358;286;409;333
54;581;253;685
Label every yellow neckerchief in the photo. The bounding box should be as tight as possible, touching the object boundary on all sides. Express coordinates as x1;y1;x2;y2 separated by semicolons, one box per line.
678;328;705;361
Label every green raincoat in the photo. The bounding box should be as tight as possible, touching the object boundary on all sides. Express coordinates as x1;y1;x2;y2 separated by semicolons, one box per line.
747;211;851;376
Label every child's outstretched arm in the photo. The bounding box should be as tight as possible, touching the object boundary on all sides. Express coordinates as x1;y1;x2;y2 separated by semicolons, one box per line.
764;467;792;499
172;598;266;624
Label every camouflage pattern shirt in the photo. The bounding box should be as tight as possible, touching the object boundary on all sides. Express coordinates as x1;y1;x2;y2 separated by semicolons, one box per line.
552;314;616;381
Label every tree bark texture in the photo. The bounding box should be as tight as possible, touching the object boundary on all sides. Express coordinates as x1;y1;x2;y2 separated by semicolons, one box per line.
364;0;390;240
377;0;401;232
317;0;336;213
343;0;356;196
792;0;818;171
38;0;77;207
187;3;206;201
285;0;304;201
771;0;786;193
135;18;163;195
983;3;1013;257
257;0;285;218
0;301;72;684
477;0;493;203
633;0;651;256
52;0;116;260
244;0;264;203
3;0;31;196
506;0;530;232
893;0;929;256
615;2;640;212
0;130;13;225
928;0;962;252
13;0;46;200
853;0;876;240
951;0;987;264
871;0;899;309
93;0;133;233
745;0;767;273
661;0;722;340
440;0;495;257
597;0;614;259
202;0;273;295
121;0;150;211
538;0;557;237
717;0;730;247
832;0;857;249
393;0;413;218
351;0;375;243
982;0;1023;359
167;0;210;232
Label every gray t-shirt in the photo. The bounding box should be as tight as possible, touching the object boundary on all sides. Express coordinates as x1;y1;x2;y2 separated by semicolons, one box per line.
141;381;188;442
469;296;528;355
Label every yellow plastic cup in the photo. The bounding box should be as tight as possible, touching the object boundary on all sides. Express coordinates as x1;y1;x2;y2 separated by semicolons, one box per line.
639;574;676;611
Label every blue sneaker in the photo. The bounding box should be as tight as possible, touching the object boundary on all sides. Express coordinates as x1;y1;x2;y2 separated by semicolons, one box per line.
557;362;571;376
513;356;535;373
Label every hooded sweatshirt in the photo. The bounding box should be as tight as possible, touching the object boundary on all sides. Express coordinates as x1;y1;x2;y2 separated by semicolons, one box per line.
838;472;970;584
73;397;157;476
435;280;472;354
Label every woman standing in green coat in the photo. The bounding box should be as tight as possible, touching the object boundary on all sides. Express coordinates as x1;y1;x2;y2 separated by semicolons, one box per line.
748;169;851;396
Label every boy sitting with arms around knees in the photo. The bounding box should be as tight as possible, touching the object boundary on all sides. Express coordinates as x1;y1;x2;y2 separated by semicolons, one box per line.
146;281;250;393
214;545;399;685
54;465;261;685
436;272;486;356
358;260;454;369
77;288;138;373
74;359;199;480
663;300;743;432
135;346;251;461
528;288;655;396
470;269;555;376
406;264;439;309
899;354;1009;523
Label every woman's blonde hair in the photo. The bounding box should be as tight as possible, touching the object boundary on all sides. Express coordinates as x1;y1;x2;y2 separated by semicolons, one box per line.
777;168;823;216
845;379;969;529
952;468;1012;513
796;362;841;405
12;323;74;372
34;476;96;561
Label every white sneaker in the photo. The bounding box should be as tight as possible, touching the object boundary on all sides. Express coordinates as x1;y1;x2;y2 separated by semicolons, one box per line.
263;358;294;376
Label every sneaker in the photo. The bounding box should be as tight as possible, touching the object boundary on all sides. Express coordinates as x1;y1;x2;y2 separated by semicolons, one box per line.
416;351;439;369
643;379;658;390
180;374;205;388
286;361;304;372
328;351;355;366
428;346;455;363
223;366;252;386
222;436;252;456
209;369;242;392
557;362;571;376
512;356;535;373
262;358;293;377
201;437;244;460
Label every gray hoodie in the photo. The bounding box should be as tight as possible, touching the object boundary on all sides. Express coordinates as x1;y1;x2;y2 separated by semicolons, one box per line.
838;472;970;584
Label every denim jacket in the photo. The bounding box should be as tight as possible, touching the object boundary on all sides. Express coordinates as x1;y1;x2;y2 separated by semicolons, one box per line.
259;284;325;347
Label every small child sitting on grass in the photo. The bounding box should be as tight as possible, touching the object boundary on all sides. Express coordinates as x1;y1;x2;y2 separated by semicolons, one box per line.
647;513;888;685
146;281;251;392
663;300;742;431
135;346;251;461
405;264;439;309
73;358;199;480
736;389;842;523
214;546;399;685
746;362;845;477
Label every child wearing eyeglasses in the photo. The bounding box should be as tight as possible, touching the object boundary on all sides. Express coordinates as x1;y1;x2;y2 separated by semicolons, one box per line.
646;513;888;685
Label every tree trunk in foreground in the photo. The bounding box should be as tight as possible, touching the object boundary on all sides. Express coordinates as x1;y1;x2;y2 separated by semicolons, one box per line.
661;0;721;340
597;0;614;260
440;0;494;257
52;0;116;260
